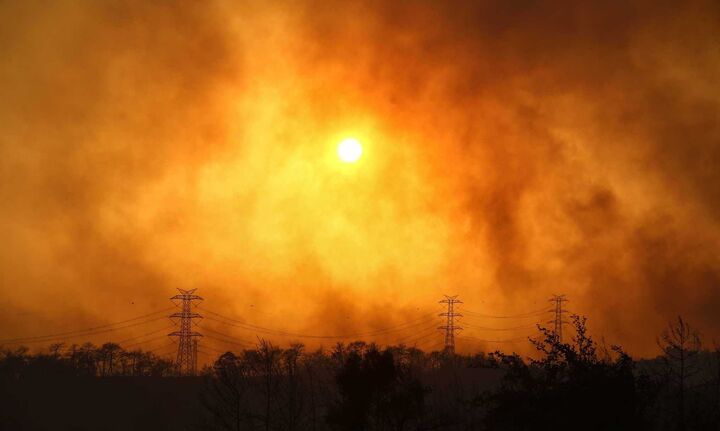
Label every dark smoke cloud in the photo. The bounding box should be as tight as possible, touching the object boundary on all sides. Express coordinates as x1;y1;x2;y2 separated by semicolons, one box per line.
1;0;719;357
294;0;720;353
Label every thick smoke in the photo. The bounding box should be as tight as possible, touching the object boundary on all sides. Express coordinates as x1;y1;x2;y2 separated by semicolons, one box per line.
1;0;719;357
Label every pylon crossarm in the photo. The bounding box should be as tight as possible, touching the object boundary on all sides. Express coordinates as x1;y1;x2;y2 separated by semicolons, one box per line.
169;312;202;319
171;295;204;301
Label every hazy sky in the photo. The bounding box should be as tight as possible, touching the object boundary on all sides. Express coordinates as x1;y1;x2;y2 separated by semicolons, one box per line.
1;0;719;357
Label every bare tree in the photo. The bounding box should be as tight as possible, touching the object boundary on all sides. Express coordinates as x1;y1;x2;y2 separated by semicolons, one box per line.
78;342;98;376
203;351;251;431
280;343;305;431
252;339;281;431
99;343;122;376
302;349;327;431
48;343;65;358
658;316;702;431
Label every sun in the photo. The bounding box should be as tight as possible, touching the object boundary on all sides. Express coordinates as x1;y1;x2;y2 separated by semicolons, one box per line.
337;138;363;163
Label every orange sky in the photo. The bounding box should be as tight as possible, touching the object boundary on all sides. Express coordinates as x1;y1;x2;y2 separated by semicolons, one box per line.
1;0;719;358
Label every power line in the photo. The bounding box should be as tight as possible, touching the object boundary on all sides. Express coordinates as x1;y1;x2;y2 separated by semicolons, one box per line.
201;307;438;339
393;324;441;345
148;344;179;357
198;344;234;355
462;322;544;331
117;325;175;345
459;307;551;319
202;327;255;345
428;339;446;351
0;308;174;344
124;335;171;349
400;328;442;347
203;309;438;339
0;316;168;345
458;335;531;343
204;334;253;348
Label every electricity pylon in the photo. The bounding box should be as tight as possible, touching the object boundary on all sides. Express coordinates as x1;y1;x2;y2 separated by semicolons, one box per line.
439;295;463;354
169;289;203;375
549;294;568;342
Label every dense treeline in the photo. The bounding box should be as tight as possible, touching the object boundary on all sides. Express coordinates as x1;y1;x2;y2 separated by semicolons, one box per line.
2;316;720;430
198;316;720;431
0;342;175;378
0;342;186;430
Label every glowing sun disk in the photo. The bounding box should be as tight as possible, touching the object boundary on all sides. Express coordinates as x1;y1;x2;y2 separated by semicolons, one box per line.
337;138;363;163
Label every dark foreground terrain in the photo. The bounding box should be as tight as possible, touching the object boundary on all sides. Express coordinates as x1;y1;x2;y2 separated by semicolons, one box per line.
2;316;720;431
1;375;203;431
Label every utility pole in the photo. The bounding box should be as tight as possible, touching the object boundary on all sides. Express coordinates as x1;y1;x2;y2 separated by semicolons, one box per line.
439;295;463;354
169;288;203;375
549;294;568;342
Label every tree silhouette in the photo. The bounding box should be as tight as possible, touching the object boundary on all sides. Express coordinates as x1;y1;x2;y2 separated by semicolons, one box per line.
280;343;305;431
203;351;251;431
658;316;702;431
99;342;122;376
327;344;426;431
481;315;651;431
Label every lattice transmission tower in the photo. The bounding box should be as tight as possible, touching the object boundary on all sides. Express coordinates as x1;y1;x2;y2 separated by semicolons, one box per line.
439;295;463;354
549;294;568;342
169;288;203;375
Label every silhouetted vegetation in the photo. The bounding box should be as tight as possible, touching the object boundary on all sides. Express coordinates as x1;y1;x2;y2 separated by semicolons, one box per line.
3;316;720;430
0;342;175;379
0;343;196;430
479;316;654;430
